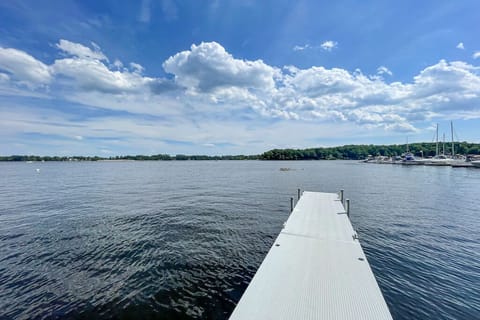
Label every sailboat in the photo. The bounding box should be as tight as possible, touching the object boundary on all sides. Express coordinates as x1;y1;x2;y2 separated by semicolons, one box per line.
402;137;422;165
447;121;470;166
425;123;452;166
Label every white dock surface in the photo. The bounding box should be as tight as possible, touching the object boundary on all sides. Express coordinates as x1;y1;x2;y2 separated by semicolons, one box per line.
229;191;393;320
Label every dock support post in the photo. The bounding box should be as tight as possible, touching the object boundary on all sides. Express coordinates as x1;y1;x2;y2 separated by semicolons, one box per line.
346;199;350;217
297;188;301;201
340;189;344;204
290;197;294;212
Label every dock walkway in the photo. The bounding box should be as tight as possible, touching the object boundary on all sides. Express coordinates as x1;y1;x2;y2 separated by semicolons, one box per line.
229;191;392;320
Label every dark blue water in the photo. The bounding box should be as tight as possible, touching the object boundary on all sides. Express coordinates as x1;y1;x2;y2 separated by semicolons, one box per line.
0;161;479;319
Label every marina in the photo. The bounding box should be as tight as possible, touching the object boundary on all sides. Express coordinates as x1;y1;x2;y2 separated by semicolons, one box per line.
229;191;392;320
362;156;479;167
363;122;480;167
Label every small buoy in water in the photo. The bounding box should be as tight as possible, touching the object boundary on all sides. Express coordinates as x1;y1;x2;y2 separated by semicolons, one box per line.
36;168;40;172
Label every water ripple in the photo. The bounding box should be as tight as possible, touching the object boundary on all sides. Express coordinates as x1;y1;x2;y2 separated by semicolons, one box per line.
0;161;479;319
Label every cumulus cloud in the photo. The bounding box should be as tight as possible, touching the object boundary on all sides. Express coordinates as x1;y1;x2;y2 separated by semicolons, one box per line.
2;40;480;134
52;57;151;94
51;40;154;94
129;62;144;74
473;51;480;59
456;42;465;50
163;41;279;93
320;40;338;51
275;72;406;127
262;58;480;131
377;66;393;76
412;60;480;98
284;66;358;96
149;78;184;94
113;59;123;69
0;47;51;87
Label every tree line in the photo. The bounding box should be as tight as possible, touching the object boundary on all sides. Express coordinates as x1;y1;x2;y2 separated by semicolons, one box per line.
0;154;260;161
260;142;480;160
1;142;480;161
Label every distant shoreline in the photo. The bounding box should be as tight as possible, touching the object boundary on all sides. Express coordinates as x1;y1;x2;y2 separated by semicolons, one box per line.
2;142;480;161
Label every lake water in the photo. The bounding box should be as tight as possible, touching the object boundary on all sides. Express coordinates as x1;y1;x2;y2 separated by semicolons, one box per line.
0;161;479;319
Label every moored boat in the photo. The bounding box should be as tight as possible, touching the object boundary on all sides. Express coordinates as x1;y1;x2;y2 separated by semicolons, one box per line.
402;152;422;165
471;160;480;168
451;161;473;168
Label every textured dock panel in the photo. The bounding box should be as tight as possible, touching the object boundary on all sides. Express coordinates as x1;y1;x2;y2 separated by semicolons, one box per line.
229;191;392;320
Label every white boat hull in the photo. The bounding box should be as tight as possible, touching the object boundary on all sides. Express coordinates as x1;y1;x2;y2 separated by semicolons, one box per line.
471;161;480;168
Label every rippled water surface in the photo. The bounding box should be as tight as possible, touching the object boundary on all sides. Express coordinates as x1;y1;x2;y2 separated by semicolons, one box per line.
1;161;479;319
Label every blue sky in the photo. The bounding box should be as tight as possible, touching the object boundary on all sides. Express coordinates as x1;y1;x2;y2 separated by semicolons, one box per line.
1;0;480;156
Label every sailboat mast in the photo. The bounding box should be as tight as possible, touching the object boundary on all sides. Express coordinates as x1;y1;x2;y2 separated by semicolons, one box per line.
443;133;445;155
436;123;439;157
451;121;454;157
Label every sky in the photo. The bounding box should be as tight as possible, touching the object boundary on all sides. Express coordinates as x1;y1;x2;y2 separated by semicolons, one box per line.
1;0;480;156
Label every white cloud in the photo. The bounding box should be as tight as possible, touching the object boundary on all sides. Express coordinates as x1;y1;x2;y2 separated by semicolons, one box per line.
113;59;123;69
0;106;365;155
51;40;154;94
56;39;107;61
52;58;151;93
385;122;418;133
129;62;144;74
74;135;83;140
320;40;338;51
0;47;51;87
473;51;480;59
265;59;480;131
293;44;310;51
377;66;393;76
293;41;338;52
163;41;279;93
412;60;480;98
456;42;465;50
2;39;480;140
283;66;358;95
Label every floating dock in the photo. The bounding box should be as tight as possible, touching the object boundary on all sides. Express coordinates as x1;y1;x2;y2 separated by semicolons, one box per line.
229;191;392;320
